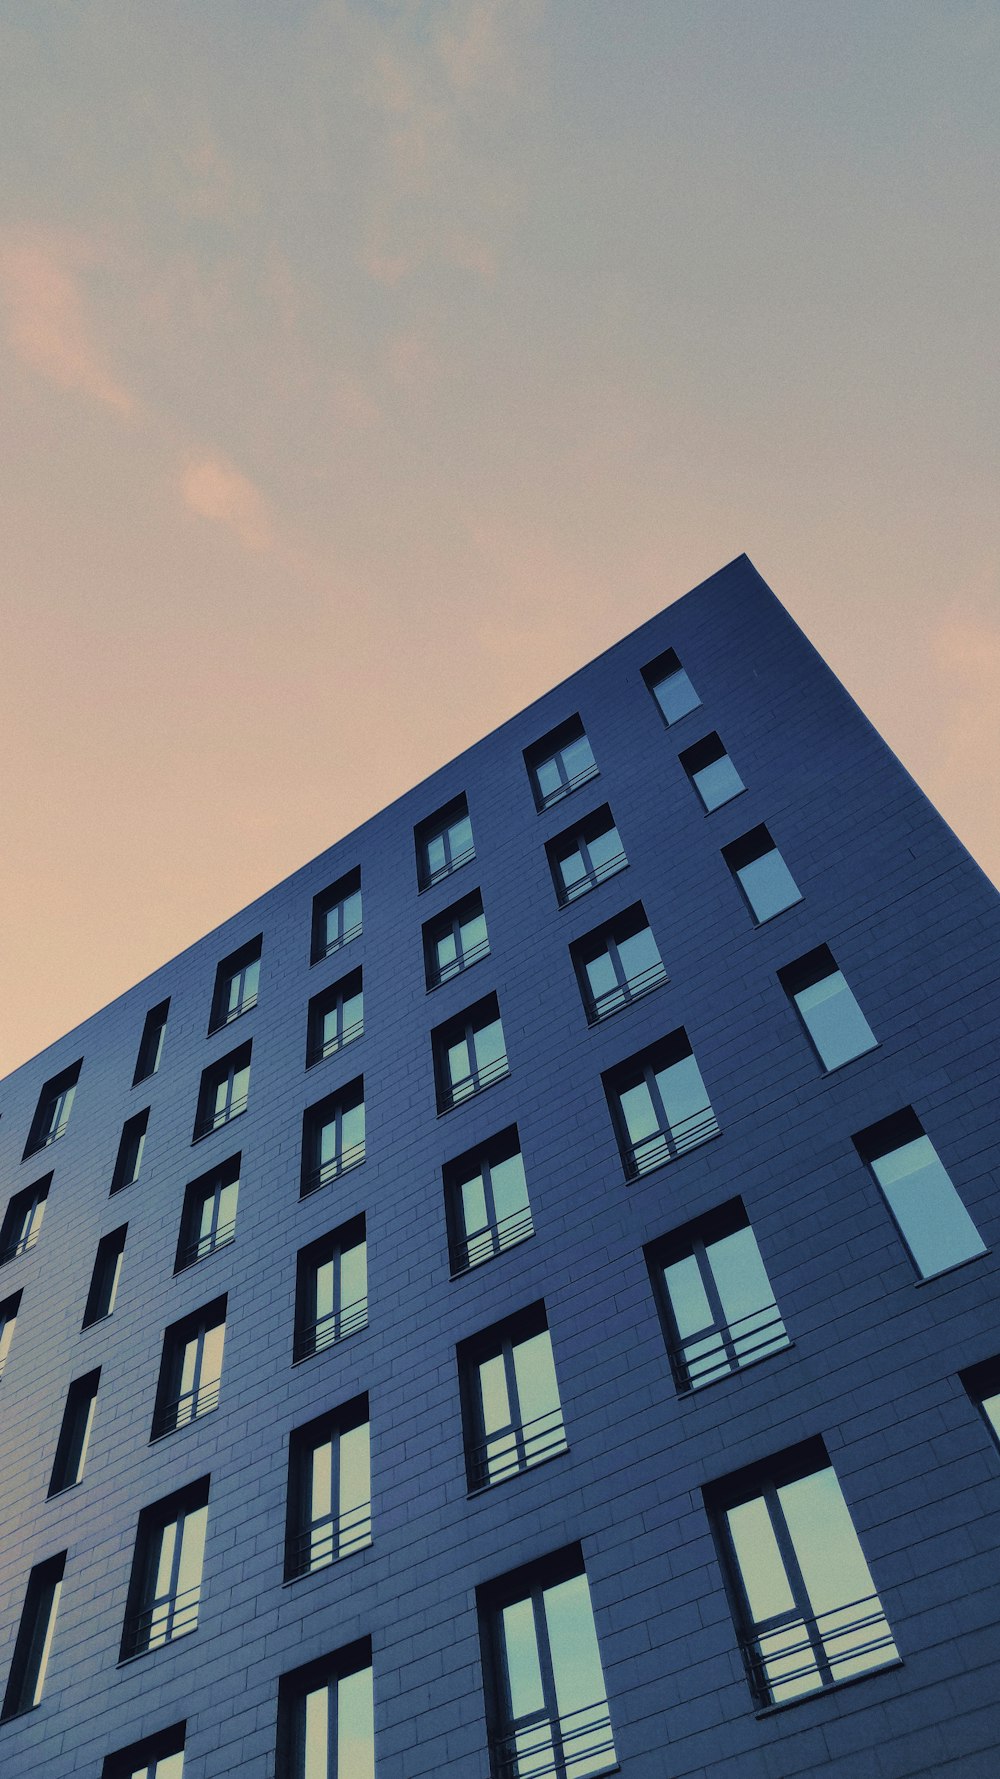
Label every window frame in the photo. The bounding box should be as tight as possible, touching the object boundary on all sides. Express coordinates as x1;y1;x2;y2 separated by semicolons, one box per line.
423;889;491;990
445;1127;534;1277
678;731;746;813
433;994;510;1114
150;1297;227;1441
460;1302;568;1493
722;824;803;925
311;868;363;965
646;1199;790;1394
120;1479;210;1662
306;968;364;1068
293;1215;368;1362
0;1174;51;1265
960;1355;1000;1456
779;945;878;1073
415;793;476;891
132;999;170;1086
524;715;600;812
22;1061;82;1160
641;646;702;727
208;936;262;1034
82;1225;127;1327
604;1031;720;1180
300;1079;366;1198
111;1109;149;1195
0;1290;22;1379
101;1723;186;1779
545;804;628;908
285;1394;372;1580
48;1368;101;1496
0;1551;66;1720
175;1155;240;1273
275;1638;374;1779
570;901;668;1024
853;1106;986;1281
193;1041;251;1142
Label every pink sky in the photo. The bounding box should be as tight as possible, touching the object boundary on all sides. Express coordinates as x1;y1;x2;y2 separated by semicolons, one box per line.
1;1;998;1081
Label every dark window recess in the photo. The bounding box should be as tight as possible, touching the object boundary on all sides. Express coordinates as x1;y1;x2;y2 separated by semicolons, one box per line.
723;825;802;924
82;1226;127;1327
22;1060;81;1160
101;1723;186;1779
705;1437;898;1710
0;1175;51;1264
779;945;877;1072
209;935;262;1033
853;1107;986;1280
193;1042;251;1141
524;715;599;812
120;1479;209;1661
424;890;490;989
175;1156;240;1272
433;994;509;1113
0;1551;66;1720
151;1298;226;1440
571;902;667;1023
460;1303;567;1493
960;1355;1000;1454
415;794;475;890
678;732;746;812
294;1216;368;1362
642;647;702;726
647;1199;790;1393
311;868;362;965
276;1639;374;1779
445;1127;533;1276
285;1395;372;1580
111;1109;149;1194
307;969;364;1068
604;1030;720;1179
546;804;628;907
133;999;170;1085
0;1290;22;1378
301;1079;365;1197
48;1369;101;1495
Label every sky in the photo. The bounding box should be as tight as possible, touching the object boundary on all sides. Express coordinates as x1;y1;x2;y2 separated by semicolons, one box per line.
0;0;997;1081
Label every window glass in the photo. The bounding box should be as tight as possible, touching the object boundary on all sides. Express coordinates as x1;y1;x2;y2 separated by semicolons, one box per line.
738;849;801;922
871;1136;985;1277
653;666;700;725
693;753;744;811
297;1664;374;1779
492;1564;615;1779
469;1322;566;1489
794;971;877;1070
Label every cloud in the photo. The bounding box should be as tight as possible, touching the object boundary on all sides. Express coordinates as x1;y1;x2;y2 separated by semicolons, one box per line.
0;231;134;415
180;453;274;553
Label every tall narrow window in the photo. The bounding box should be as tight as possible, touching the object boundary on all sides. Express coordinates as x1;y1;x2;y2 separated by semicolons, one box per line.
647;1200;790;1392
120;1481;209;1660
854;1108;986;1280
570;902;667;1023
0;1176;51;1264
82;1226;127;1327
433;994;509;1112
461;1304;567;1491
301;1080;365;1197
294;1217;367;1362
22;1060;81;1159
415;794;475;890
723;825;802;924
780;946;877;1071
175;1156;240;1272
285;1396;372;1579
133;1000;170;1086
424;890;490;989
707;1439;898;1709
209;935;262;1033
48;1369;101;1495
525;716;599;812
445;1127;533;1275
151;1299;226;1440
679;732;745;812
546;805;628;907
193;1042;251;1141
960;1356;1000;1455
0;1552;66;1719
604;1031;719;1179
311;868;362;965
0;1290;22;1379
307;969;364;1068
479;1548;616;1779
102;1724;186;1779
642;647;701;726
276;1640;374;1779
111;1109;149;1194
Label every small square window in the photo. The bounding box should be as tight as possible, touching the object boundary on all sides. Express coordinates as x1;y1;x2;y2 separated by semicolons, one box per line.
424;890;491;989
433;993;509;1113
604;1031;719;1179
101;1724;186;1779
460;1303;567;1492
276;1639;373;1779
722;825;802;924
571;902;667;1023
208;936;262;1033
175;1155;240;1272
415;794;475;891
546;804;628;907
301;1079;366;1197
120;1479;209;1661
524;715;599;812
285;1394;372;1580
82;1226;127;1327
22;1060;81;1159
960;1356;1000;1454
294;1216;368;1362
48;1368;101;1495
0;1551;66;1719
150;1297;226;1440
853;1107;986;1280
642;647;701;726
445;1126;533;1276
0;1174;51;1265
311;868;363;964
647;1199;790;1392
133;999;170;1085
0;1290;22;1379
111;1109;149;1194
193;1041;251;1141
678;732;745;812
779;945;877;1071
307;968;364;1068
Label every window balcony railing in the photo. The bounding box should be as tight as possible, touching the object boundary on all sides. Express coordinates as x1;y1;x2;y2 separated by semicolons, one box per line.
321;915;363;959
425;840;476;890
122;1582;202;1660
433;934;492;987
452;1204;534;1276
538;760;600;810
176;1215;237;1273
492;1699;616;1779
287;1498;372;1578
560;847;628;905
303;1137;367;1197
586;959;668;1023
741;1592;899;1709
470;1406;568;1492
218;990;257;1028
295;1292;369;1361
624;1104;720;1179
152;1378;221;1441
676;1300;790;1392
309;1013;364;1067
195;1091;249;1142
442;1053;510;1112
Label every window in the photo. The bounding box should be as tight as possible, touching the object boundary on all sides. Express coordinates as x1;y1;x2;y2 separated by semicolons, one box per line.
120;1480;209;1660
780;946;877;1071
301;1079;365;1197
0;1552;66;1719
307;969;364;1068
853;1108;986;1280
647;1200;790;1392
285;1396;372;1579
111;1109;149;1194
723;825;802;924
175;1156;240;1272
22;1060;81;1159
424;890;490;989
294;1216;367;1362
546;805;627;906
193;1041;251;1141
524;716;599;812
0;1175;50;1264
433;994;509;1113
276;1640;374;1779
0;1291;22;1379
102;1723;186;1779
707;1438;898;1709
604;1031;719;1179
460;1304;567;1492
642;647;701;726
571;902;667;1023
133;999;169;1085
415;793;475;890
445;1127;533;1276
48;1369;100;1495
479;1547;616;1779
311;868;362;964
209;935;262;1032
151;1298;226;1440
679;732;745;812
960;1356;1000;1454
82;1226;127;1327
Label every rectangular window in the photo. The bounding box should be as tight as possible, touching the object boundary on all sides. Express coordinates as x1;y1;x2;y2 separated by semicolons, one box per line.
193;1041;251;1141
22;1060;81;1159
642;647;701;726
723;825;802;924
175;1156;240;1272
82;1226;127;1327
546;804;627;907
524;715;599;812
445;1127;533;1276
679;732;745;812
111;1109;149;1194
433;993;509;1113
307;969;364;1068
960;1356;1000;1454
209;935;262;1033
604;1031;719;1179
294;1216;367;1362
48;1369;101;1495
276;1639;374;1779
424;889;491;989
415;793;475;890
301;1079;366;1197
285;1395;372;1580
461;1304;567;1492
0;1552;66;1720
707;1438;898;1709
780;945;877;1071
854;1108;986;1280
311;868;362;965
0;1291;22;1379
151;1298;226;1440
647;1200;790;1393
571;902;667;1023
120;1480;209;1660
479;1547;616;1779
102;1724;186;1779
133;999;170;1086
0;1175;51;1265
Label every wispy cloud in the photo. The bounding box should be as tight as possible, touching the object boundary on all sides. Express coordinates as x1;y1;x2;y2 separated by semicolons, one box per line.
180;453;274;553
0;230;134;415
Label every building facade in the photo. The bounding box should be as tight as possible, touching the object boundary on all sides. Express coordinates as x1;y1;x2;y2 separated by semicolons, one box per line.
1;553;999;1779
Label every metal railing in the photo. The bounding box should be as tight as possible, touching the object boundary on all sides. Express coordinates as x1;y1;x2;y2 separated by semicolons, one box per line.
425;840;476;888
434;934;491;986
176;1215;237;1273
195;1090;249;1141
538;760;600;809
321;916;363;958
152;1377;221;1440
492;1699;616;1779
287;1499;372;1577
443;1053;509;1110
679;1301;789;1391
311;1013;364;1065
303;1137;367;1196
469;1406;567;1492
221;990;257;1025
296;1292;369;1360
742;1593;898;1708
587;959;668;1022
122;1581;202;1659
561;847;628;904
624;1105;720;1178
452;1205;534;1276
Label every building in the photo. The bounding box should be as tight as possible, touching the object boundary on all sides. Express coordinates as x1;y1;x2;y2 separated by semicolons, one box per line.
1;552;999;1779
